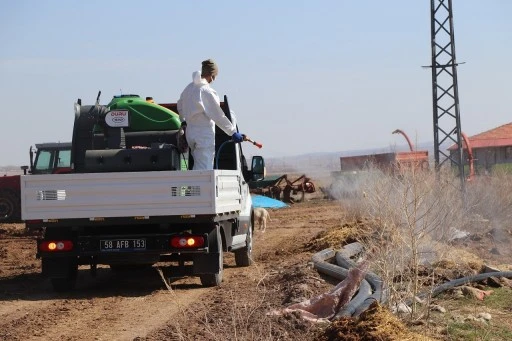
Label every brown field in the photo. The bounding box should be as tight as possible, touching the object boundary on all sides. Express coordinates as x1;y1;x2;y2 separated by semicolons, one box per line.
1;189;511;340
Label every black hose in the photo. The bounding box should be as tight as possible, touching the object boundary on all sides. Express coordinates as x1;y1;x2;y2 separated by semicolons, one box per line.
311;248;373;319
335;249;357;269
335;251;388;315
313;256;349;278
215;140;233;169
401;271;512;308
353;283;385;317
336;278;372;318
336;242;363;259
311;248;336;264
429;271;512;298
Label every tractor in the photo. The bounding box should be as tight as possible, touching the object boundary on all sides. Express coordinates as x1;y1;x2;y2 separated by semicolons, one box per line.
0;142;71;223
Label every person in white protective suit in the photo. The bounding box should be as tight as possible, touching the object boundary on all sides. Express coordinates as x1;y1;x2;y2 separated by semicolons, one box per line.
177;59;244;170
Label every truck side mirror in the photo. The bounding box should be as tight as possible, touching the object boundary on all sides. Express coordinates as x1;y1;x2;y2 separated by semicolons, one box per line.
251;156;265;181
29;146;35;173
20;165;29;175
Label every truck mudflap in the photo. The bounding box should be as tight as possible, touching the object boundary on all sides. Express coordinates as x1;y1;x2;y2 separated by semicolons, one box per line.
193;226;221;274
196;226;224;286
41;257;78;278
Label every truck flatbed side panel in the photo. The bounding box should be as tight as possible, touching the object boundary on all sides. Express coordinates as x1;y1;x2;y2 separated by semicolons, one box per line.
20;170;241;220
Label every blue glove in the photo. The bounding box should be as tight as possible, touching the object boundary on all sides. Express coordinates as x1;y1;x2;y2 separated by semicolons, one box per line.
231;132;244;143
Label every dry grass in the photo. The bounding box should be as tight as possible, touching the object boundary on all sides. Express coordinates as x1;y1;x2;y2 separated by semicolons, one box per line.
326;166;512;319
318;301;436;341
303;220;371;252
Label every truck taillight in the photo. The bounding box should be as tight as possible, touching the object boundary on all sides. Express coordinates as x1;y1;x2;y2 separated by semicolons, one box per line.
39;240;73;252
170;235;205;249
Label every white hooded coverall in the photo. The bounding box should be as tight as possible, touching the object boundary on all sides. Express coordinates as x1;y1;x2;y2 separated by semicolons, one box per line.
177;71;237;170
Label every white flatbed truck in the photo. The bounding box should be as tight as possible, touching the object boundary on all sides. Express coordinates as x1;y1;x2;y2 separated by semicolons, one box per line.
21;94;265;291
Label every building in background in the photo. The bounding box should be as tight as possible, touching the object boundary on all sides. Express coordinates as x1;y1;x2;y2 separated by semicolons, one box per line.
338;151;429;176
448;123;512;175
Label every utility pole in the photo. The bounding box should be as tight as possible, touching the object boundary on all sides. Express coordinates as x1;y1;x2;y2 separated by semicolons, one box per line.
428;0;465;189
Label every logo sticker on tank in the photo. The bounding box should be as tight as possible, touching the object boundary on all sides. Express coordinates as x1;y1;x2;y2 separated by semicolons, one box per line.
105;110;130;127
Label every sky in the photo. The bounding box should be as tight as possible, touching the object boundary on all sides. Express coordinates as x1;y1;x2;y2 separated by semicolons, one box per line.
0;0;511;166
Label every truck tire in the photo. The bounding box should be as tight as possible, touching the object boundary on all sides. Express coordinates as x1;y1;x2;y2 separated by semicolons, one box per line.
200;227;224;287
234;225;253;267
0;190;20;223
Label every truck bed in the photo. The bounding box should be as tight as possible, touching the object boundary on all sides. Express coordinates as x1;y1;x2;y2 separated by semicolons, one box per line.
20;170;242;220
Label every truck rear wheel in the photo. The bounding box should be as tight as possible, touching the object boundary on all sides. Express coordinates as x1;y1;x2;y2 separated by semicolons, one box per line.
234;225;253;267
200;227;223;287
0;191;20;222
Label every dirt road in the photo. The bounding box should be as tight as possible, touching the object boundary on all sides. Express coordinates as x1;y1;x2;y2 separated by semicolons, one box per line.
0;199;341;340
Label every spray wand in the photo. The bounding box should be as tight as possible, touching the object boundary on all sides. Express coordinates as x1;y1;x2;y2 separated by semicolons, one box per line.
243;135;263;149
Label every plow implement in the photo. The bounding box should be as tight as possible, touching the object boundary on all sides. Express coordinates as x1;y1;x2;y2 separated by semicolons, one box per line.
249;174;316;203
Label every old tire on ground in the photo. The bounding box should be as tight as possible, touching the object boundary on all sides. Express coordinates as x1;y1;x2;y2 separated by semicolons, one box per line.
234;225;253;267
0;191;20;223
200;227;224;287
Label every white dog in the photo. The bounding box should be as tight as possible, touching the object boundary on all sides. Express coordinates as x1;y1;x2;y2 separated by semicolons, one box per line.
253;207;271;233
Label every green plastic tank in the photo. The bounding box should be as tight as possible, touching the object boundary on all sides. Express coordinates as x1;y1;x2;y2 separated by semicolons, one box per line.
107;95;181;131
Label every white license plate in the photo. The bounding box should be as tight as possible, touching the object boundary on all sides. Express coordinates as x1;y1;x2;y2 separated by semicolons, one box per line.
100;239;146;252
